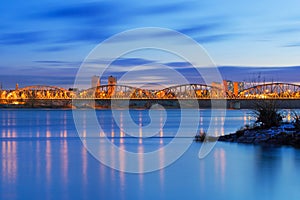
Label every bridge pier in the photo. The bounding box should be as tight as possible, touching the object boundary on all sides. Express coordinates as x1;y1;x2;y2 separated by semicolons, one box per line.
229;101;241;109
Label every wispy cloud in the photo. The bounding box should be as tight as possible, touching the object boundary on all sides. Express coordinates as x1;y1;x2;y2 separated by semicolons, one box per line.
178;23;223;35
56;28;112;44
34;45;73;52
2;0;300;88
34;60;81;67
34;2;124;21
110;58;155;67
0;75;75;89
27;2;132;44
163;61;192;68
218;66;300;83
140;2;193;15
0;31;45;45
275;27;300;34
24;1;234;46
2;61;300;89
282;43;300;48
195;33;238;43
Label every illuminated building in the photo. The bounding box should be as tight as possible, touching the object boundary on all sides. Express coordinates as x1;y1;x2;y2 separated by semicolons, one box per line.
108;76;117;85
223;80;244;97
211;82;224;97
108;76;117;97
234;82;244;96
223;80;234;96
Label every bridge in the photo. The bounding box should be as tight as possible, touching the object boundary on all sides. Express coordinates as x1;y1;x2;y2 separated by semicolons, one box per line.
1;82;300;101
0;85;73;100
77;84;223;99
239;83;300;99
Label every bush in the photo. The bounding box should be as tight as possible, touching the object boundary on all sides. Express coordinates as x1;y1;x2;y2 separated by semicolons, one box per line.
252;100;282;129
292;111;300;131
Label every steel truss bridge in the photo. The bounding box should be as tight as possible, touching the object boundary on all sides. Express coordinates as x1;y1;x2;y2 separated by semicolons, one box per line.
1;83;300;100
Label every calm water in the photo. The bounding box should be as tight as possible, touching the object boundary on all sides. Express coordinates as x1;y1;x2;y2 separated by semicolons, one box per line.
1;109;300;200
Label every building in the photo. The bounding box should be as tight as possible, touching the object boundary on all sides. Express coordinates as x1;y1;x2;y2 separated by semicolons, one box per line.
107;76;117;97
223;80;234;95
233;81;244;96
211;82;224;97
91;76;100;88
223;80;244;97
108;76;117;85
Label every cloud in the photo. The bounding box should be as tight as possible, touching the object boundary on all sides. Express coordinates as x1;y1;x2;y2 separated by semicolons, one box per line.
282;43;300;48
0;74;75;89
34;45;73;52
34;60;82;67
140;2;193;15
31;1;134;31
28;2;134;44
110;58;155;67
195;33;238;43
36;2;121;20
103;26;236;45
218;66;300;83
20;1;235;47
0;31;45;45
27;2;131;45
273;26;300;34
57;28;113;44
163;61;192;68
278;28;300;34
2;63;300;89
33;58;157;74
178;23;222;35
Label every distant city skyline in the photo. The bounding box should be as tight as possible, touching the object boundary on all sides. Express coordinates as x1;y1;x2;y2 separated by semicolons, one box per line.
1;0;300;89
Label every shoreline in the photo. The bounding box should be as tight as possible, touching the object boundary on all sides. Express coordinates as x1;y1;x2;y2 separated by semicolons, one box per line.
217;127;300;148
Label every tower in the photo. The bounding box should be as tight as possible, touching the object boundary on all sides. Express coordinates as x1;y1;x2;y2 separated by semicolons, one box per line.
91;76;100;88
107;76;117;97
108;76;117;85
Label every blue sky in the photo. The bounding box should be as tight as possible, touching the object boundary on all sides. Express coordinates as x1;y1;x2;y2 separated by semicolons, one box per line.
1;0;300;89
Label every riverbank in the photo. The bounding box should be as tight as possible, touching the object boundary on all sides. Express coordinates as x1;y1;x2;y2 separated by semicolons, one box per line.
217;125;300;148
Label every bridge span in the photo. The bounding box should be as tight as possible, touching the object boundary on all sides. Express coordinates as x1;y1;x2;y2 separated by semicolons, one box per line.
0;83;300;109
1;82;300;100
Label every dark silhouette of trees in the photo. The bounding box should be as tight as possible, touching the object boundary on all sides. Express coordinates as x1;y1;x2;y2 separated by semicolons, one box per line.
252;100;282;129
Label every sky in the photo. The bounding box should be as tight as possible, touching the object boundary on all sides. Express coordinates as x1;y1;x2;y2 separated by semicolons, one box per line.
1;0;300;89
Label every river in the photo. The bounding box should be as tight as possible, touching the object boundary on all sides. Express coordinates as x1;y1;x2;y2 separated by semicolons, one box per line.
1;109;300;200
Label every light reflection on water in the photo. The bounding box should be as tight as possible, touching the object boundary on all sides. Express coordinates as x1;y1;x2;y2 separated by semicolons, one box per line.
0;109;256;139
0;109;300;200
1;138;300;199
214;148;226;190
1;140;17;185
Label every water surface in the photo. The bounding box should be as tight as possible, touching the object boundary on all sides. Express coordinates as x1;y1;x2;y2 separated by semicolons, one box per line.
1;109;300;200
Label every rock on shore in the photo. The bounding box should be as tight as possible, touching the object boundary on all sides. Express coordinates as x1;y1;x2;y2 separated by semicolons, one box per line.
218;126;300;148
